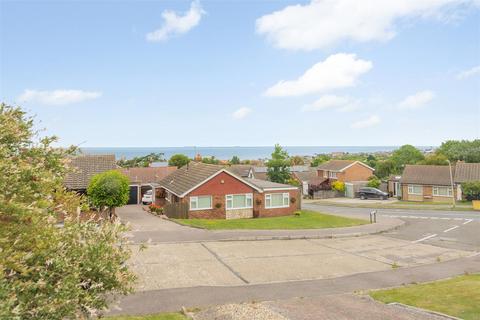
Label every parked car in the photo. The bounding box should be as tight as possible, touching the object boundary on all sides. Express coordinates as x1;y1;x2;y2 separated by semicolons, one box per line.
142;190;153;205
358;187;388;200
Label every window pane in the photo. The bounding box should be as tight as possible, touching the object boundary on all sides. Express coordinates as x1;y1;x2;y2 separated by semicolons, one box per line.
246;195;252;207
283;193;289;206
190;198;197;209
271;194;284;207
197;196;211;209
233;195;246;208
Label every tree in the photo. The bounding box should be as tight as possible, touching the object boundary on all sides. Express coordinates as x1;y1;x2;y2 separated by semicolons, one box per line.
168;154;190;168
201;156;220;164
436;139;480;163
417;154;449;165
117;152;165;168
375;159;396;179
311;154;331;167
286;177;301;187
230;155;240;164
367;176;381;188
0;104;134;319
266;144;291;184
462;181;480;201
87;170;130;220
290;155;305;165
391;145;424;171
366;154;377;169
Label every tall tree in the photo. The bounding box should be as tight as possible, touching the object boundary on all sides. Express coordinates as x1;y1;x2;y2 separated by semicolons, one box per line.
290;155;305;165
375;159;396;179
310;154;331;167
87;170;130;220
391;145;425;171
436;139;480;162
0;104;134;319
266;144;291;184
417;154;449;165
168;154;190;168
230;155;241;165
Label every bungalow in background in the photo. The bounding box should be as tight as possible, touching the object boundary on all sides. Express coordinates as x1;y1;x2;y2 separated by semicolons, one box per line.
400;165;456;202
227;164;255;179
157;162;300;219
64;154;117;193
454;161;480;200
118;166;177;204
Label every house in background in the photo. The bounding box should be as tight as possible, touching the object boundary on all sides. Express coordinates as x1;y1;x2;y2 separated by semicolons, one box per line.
292;169;321;195
453;162;480;200
227;164;255;179
316;160;374;182
157;162;300;219
118;166;177;204
64;154;117;193
400;165;456;202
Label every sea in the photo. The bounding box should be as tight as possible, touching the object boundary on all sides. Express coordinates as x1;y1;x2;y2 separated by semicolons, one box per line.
80;146;433;161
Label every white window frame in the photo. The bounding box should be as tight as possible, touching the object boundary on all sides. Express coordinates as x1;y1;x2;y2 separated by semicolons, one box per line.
328;171;337;179
225;193;253;210
189;195;212;211
433;186;452;197
165;190;172;202
408;185;423;195
265;193;290;209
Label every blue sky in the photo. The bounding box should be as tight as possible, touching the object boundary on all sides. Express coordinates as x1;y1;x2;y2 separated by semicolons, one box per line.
1;0;479;147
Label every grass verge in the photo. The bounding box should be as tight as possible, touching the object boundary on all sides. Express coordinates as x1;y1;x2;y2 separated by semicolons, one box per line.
369;274;480;320
173;210;367;230
106;312;187;320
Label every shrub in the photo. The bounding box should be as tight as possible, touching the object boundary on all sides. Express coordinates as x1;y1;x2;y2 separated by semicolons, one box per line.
215;202;222;209
148;203;163;215
367;176;381;188
331;181;345;192
255;198;262;206
462;181;480;201
290;197;296;203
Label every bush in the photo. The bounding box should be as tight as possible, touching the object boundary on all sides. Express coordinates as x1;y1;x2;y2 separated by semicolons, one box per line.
367;176;381;188
148;203;163;215
462;181;480;201
331;181;345;192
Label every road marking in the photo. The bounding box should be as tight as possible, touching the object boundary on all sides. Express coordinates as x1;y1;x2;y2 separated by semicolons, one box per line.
453;218;463;221
463;219;473;225
440;217;450;220
468;252;480;258
412;234;437;243
443;226;459;233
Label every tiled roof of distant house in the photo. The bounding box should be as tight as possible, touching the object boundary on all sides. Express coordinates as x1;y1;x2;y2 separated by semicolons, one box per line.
400;165;454;186
316;160;374;172
293;170;318;182
118;166;177;184
454;162;480;183
226;165;253;177
245;178;298;190
65;154;116;190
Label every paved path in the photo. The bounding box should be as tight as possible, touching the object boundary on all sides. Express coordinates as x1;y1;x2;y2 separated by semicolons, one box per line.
108;254;480;315
117;205;404;243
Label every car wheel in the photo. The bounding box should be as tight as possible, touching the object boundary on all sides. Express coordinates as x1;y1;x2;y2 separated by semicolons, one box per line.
360;195;366;200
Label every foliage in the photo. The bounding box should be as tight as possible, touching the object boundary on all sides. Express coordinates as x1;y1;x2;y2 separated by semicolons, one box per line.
331;180;345;192
436;139;480;163
310;154;331;167
174;210;367;230
391;145;425;171
148;204;163;215
201;156;220;164
366;154;377;169
0;104;134;319
117;152;165;168
266;144;291;184
230;155;240;164
375;159;396;179
417;153;449;165
87;170;130;219
462;181;480;201
168;154;190;168
290;155;305;165
286;177;301;187
367;176;381;188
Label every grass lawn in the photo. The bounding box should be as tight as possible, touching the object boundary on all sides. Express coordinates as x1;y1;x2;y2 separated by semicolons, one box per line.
106;312;187;320
173;210;367;230
370;274;480;320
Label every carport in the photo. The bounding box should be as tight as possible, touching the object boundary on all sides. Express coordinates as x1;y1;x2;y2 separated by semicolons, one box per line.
128;182;162;205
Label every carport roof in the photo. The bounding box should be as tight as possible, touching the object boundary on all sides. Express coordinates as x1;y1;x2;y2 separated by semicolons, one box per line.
454;162;480;183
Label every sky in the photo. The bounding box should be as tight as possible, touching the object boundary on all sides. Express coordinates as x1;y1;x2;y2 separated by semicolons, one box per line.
1;0;479;147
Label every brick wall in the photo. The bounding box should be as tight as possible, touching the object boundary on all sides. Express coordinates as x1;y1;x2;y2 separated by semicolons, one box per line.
254;189;300;218
318;163;374;183
402;184;456;202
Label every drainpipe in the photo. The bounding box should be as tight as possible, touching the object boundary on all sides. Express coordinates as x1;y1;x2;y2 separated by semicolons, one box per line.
447;160;455;209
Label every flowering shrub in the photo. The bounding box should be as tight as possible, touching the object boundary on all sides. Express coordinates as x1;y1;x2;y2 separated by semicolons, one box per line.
148;204;163;215
331;181;345;192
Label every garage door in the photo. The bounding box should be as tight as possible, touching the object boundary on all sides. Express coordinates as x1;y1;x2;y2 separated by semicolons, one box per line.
128;186;139;205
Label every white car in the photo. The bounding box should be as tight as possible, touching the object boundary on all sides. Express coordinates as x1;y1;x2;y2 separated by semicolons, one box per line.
142;190;153;205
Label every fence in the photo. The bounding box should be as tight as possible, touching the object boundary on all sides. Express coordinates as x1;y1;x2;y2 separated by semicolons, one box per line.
164;202;189;219
312;190;344;199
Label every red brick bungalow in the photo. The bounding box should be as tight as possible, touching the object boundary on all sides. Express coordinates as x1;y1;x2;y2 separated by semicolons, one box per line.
157;162;300;219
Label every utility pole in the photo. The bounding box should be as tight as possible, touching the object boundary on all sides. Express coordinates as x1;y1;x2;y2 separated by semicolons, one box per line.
447;160;455;209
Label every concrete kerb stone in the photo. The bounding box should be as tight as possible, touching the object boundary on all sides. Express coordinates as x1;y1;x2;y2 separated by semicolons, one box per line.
388;302;462;320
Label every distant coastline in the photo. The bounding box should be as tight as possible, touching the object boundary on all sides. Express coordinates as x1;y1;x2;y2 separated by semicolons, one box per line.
81;146;434;160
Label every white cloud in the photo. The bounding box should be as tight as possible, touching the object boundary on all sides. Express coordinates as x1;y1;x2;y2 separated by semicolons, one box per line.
351;115;381;129
256;0;478;51
398;90;435;109
265;53;372;97
456;65;480;79
302;95;359;112
232;107;252;120
146;0;205;42
18;89;102;106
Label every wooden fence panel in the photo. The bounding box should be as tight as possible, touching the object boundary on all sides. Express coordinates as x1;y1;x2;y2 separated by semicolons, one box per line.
164;202;189;219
